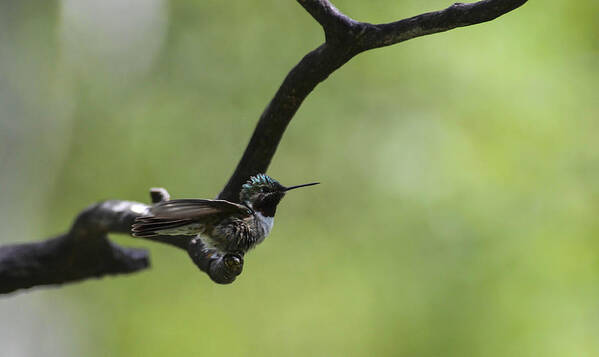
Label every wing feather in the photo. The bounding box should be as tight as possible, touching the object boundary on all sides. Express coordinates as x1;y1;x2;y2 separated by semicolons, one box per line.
149;199;252;219
131;218;193;237
131;199;252;237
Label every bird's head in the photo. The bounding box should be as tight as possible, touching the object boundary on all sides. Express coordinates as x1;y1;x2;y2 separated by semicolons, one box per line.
239;174;319;217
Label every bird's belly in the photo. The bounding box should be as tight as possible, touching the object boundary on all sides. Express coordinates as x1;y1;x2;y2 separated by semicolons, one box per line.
198;234;223;252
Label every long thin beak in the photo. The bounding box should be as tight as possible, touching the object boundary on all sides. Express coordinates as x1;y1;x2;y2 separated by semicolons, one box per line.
284;182;320;191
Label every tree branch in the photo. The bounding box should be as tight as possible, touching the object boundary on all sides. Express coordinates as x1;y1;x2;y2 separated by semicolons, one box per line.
360;0;529;49
218;0;527;202
297;0;358;42
0;189;245;294
0;201;152;294
1;0;528;293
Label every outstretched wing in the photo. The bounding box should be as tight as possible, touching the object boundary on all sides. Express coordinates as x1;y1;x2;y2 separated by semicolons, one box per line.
132;199;252;237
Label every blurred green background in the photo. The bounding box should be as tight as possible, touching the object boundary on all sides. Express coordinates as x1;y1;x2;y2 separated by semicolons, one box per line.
1;0;598;356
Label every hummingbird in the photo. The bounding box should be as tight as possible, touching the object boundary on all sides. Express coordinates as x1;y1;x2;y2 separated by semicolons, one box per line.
131;174;318;282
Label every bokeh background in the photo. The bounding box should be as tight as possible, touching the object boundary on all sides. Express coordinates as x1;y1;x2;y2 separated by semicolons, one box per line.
1;0;598;356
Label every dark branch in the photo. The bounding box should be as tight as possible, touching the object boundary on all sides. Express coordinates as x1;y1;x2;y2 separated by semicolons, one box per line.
1;0;528;293
0;190;242;294
360;0;529;49
150;187;170;203
297;0;345;28
0;200;152;294
218;0;527;201
297;0;358;42
217;43;356;202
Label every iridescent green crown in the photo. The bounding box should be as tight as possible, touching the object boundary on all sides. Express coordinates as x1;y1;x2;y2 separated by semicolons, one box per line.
240;174;281;202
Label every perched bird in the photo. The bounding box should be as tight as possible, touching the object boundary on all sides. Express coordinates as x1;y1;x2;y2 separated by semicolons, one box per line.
131;174;318;281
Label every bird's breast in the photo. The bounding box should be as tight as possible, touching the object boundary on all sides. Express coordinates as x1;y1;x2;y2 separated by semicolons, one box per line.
255;211;274;238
